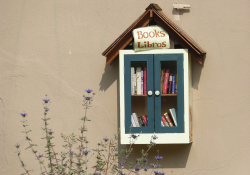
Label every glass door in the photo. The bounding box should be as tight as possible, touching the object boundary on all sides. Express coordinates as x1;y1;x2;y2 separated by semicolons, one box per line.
124;54;154;133
154;54;184;133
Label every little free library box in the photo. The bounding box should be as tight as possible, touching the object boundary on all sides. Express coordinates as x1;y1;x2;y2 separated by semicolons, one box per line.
102;4;206;144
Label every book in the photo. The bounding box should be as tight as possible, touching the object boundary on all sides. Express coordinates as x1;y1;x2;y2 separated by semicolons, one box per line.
161;121;165;127
131;114;136;127
162;69;170;94
143;67;147;94
169;108;177;126
142;115;148;126
137;116;143;126
131;67;135;95
138;116;145;127
163;112;174;126
132;113;140;127
172;75;175;94
141;69;144;94
161;116;169;127
136;67;141;95
168;74;172;94
175;74;177;94
160;69;164;93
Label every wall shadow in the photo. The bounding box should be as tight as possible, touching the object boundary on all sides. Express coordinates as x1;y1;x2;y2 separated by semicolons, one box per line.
192;55;205;90
118;143;192;168
99;58;119;92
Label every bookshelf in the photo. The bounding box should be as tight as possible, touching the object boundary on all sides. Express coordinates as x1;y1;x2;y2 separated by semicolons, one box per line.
119;49;192;144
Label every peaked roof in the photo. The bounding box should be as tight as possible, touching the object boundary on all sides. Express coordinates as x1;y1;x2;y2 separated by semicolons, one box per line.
102;3;206;65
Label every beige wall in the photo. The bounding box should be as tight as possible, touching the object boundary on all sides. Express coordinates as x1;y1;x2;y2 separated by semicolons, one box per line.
1;0;250;174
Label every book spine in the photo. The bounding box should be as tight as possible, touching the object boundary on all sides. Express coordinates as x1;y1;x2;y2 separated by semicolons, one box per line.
172;75;175;94
141;70;143;95
139;116;145;127
136;67;141;95
134;72;137;94
175;74;177;94
164;112;174;126
161;121;165;127
161;116;169;127
142;115;148;126
132;113;139;127
131;67;135;95
160;69;164;93
168;74;172;94
169;108;177;126
137;116;143;127
162;69;170;94
134;113;141;127
143;67;147;94
131;114;136;127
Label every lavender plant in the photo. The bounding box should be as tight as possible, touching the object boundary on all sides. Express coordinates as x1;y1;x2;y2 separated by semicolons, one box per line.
15;89;165;175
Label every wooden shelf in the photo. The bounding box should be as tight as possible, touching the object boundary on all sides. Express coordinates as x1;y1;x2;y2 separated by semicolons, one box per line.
161;94;177;96
131;94;177;97
131;94;147;97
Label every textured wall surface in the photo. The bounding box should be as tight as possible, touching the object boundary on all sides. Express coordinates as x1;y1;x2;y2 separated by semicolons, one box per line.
1;0;250;174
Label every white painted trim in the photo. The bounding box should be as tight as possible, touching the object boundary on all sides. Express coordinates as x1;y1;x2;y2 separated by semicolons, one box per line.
119;49;190;144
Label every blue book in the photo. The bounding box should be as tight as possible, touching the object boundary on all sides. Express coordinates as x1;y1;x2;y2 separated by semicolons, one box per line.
172;75;175;94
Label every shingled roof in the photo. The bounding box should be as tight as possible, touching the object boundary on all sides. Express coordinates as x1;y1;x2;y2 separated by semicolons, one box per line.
102;3;206;65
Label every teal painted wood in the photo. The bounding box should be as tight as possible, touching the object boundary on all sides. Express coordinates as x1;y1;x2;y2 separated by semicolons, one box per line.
124;54;154;133
154;54;184;133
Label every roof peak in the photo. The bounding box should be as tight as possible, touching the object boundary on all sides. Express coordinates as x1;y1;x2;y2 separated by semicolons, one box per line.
145;3;162;11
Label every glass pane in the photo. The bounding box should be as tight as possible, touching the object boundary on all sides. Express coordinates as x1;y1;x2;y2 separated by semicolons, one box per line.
160;61;178;128
130;61;148;127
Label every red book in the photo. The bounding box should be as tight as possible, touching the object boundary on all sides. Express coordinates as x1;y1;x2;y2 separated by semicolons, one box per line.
143;67;147;94
161;116;169;126
142;115;148;126
162;69;170;94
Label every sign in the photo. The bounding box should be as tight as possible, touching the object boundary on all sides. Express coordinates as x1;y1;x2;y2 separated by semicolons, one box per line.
133;26;170;51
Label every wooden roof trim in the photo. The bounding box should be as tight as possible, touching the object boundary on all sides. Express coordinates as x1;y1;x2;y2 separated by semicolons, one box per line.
105;11;152;65
155;9;206;55
145;3;162;11
102;9;151;57
102;4;206;65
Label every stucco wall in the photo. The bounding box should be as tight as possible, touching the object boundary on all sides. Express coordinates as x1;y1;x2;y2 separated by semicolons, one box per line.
1;0;250;174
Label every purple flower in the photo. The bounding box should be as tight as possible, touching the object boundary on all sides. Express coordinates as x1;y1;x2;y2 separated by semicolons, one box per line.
20;113;27;117
143;158;148;162
15;144;20;148
154;171;159;174
48;129;54;135
103;138;109;142
151;163;160;168
68;151;74;155
151;135;158;140
82;150;90;155
143;166;149;171
151;163;155;168
131;134;138;139
93;173;101;175
155;156;163;160
134;167;141;172
43;99;50;103
85;89;93;93
84;97;92;100
150;140;156;145
44;107;50;112
39;154;43;157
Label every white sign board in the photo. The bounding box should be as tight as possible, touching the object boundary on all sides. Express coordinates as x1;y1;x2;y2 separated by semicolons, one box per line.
133;26;170;51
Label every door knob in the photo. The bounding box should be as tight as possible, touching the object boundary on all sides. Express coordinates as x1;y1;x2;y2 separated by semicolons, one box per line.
155;90;160;96
148;91;152;96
